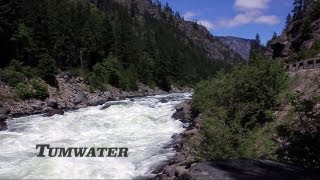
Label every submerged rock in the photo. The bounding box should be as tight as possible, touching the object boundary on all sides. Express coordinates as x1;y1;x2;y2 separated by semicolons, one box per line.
100;101;130;110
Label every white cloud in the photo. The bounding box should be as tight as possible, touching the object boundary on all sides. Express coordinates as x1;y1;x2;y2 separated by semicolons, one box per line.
198;20;215;30
234;0;271;10
183;11;196;20
213;0;279;29
220;11;260;28
183;0;280;31
214;10;279;28
254;15;280;25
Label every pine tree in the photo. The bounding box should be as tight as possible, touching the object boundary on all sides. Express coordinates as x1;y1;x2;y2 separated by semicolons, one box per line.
292;0;303;18
255;33;261;46
272;32;278;39
285;13;292;28
266;32;278;46
249;33;263;62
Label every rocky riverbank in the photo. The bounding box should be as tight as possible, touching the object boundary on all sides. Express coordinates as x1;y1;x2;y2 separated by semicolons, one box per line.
154;100;320;180
154;100;203;179
0;72;192;130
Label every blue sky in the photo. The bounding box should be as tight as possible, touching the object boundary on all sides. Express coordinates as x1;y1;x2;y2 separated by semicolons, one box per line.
159;0;293;44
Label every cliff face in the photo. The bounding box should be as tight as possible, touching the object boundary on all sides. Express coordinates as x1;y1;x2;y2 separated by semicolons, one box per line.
266;3;320;61
217;36;253;60
112;0;244;63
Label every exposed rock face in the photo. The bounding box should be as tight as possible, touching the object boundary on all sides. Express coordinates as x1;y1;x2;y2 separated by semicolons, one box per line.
55;72;90;109
217;36;253;60
267;14;320;60
178;22;244;63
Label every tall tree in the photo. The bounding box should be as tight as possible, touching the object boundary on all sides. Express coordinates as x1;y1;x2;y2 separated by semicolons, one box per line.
285;13;292;28
292;0;303;18
255;33;261;46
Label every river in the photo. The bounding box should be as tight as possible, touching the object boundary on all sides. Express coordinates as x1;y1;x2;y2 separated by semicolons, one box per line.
0;93;191;179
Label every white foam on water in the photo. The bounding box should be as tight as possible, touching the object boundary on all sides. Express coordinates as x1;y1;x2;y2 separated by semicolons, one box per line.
0;93;191;179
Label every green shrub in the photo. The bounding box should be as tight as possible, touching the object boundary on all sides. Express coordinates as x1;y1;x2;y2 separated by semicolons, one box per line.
89;74;107;91
0;68;27;86
31;80;49;100
277;94;320;168
118;65;138;91
15;82;32;99
21;66;37;78
193;57;289;160
89;55;138;91
37;53;58;87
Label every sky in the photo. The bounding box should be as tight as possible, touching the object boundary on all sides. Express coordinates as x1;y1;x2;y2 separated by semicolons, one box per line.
159;0;293;44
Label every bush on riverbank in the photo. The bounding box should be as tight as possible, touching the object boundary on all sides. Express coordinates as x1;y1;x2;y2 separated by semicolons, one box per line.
277;93;320;168
14;80;49;100
192;56;289;160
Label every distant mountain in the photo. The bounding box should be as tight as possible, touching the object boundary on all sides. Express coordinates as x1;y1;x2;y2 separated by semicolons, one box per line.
217;36;253;60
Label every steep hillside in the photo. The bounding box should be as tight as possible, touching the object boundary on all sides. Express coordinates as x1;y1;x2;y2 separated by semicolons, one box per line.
217;36;253;60
0;0;240;93
112;0;244;64
267;0;320;61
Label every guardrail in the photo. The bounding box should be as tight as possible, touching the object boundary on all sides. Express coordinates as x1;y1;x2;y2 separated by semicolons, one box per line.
286;58;320;71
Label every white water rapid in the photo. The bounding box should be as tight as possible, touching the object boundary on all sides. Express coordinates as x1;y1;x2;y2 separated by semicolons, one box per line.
0;93;191;179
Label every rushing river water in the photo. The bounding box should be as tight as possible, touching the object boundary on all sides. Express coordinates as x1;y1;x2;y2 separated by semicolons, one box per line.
0;93;191;179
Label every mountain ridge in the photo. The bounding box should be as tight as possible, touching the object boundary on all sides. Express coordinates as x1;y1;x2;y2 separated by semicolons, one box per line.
217;36;253;60
111;0;246;63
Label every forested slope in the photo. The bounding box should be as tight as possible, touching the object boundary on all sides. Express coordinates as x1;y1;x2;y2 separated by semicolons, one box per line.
0;0;244;93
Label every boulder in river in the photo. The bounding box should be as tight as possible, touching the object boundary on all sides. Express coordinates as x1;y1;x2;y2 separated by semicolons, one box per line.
45;108;64;117
74;91;87;105
100;101;130;110
87;91;115;106
45;100;64;117
0;105;10;121
171;100;192;122
0;105;10;131
47;99;59;108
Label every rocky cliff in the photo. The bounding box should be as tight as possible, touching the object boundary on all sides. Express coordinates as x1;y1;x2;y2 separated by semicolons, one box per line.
267;3;320;61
